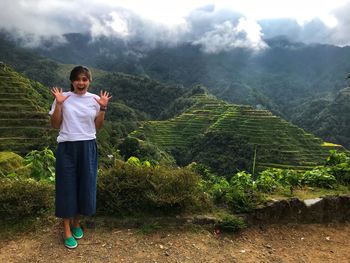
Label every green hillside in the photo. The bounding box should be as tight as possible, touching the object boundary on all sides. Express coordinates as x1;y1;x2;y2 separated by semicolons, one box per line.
0;63;54;154
130;93;343;172
292;87;350;150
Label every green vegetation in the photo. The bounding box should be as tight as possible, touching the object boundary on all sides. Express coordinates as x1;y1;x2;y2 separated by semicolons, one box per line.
325;150;350;184
130;93;344;174
0;149;349;237
191;150;350;213
0;178;54;221
97;158;208;216
292;87;350;150
2;33;350;150
22;147;56;182
92;71;186;120
0;152;23;177
214;213;247;233
0;36;64;87
0;64;55;154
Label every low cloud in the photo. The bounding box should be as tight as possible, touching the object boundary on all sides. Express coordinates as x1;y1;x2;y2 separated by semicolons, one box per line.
192;18;267;53
330;1;350;46
0;0;350;51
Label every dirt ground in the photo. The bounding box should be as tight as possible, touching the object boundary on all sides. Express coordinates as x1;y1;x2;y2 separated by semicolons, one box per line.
1;220;350;263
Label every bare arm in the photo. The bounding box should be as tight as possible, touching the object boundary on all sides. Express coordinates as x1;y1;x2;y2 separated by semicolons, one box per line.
94;90;112;130
95;110;106;130
50;102;63;129
50;87;70;129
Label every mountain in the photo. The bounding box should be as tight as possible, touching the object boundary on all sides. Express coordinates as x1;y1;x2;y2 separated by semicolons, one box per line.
30;33;350;112
1;32;350;153
292;87;350;150
130;92;343;176
0;63;54;154
0;32;64;87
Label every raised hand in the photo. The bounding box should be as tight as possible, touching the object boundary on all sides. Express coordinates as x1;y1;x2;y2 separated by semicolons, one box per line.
50;87;70;105
94;90;112;108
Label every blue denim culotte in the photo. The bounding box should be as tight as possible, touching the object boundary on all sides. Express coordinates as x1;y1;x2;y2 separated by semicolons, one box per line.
55;139;98;218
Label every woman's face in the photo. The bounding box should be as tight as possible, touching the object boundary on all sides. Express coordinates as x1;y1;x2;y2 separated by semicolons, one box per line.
72;73;90;95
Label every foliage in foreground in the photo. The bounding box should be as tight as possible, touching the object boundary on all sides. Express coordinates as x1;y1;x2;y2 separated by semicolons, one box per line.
97;159;209;216
193;150;350;213
22;147;56;182
0;150;349;223
0;178;54;221
214;213;247;233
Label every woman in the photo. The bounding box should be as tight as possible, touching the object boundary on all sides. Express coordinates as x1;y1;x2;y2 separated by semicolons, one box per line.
49;66;111;249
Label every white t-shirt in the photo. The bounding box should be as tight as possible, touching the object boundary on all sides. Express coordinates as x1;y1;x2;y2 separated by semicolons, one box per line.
49;91;100;142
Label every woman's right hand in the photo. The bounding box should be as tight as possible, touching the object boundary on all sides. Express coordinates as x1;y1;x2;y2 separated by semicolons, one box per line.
50;87;70;105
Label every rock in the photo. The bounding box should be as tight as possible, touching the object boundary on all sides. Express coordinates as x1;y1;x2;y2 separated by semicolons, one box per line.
303;198;323;207
249;195;350;224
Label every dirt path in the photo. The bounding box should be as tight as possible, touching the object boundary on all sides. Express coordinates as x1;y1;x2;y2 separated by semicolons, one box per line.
1;221;350;263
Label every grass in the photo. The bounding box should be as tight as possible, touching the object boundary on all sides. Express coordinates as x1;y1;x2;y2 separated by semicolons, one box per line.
0;214;56;241
268;185;350;200
136;222;163;234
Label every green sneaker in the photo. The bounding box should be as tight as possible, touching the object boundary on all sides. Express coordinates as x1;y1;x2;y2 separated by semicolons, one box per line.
72;227;84;239
64;236;78;249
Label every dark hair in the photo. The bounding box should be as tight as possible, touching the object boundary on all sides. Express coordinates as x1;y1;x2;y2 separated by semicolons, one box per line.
69;66;92;91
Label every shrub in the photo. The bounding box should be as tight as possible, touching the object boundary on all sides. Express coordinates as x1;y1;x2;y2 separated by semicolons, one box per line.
127;156;151;167
278;169;303;188
207;177;231;204
146;166;205;210
0;152;23;177
215;214;247;233
224;185;262;213
325;150;350;185
255;169;282;193
97;160;207;215
97;160;151;215
0;178;54;221
23;147;55;182
302;167;337;188
325;150;349;166
230;171;254;190
227;171;260;213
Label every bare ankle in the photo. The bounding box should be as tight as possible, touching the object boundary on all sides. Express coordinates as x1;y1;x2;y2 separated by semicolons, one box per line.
73;215;80;228
63;218;72;239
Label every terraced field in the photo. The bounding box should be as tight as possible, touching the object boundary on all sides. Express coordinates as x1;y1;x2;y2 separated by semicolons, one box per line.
0;63;54;154
131;94;343;171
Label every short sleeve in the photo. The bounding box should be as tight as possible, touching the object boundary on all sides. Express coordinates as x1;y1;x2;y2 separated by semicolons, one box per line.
94;95;100;116
49;99;56;115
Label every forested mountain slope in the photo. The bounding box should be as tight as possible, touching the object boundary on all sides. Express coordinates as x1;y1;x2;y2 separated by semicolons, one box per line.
292;87;350;150
0;33;64;87
29;33;350;115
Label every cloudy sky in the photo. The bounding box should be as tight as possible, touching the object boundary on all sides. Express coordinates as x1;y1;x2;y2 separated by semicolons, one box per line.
1;0;350;52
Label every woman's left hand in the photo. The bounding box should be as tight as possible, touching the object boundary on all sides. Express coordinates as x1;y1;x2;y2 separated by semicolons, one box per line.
95;90;112;108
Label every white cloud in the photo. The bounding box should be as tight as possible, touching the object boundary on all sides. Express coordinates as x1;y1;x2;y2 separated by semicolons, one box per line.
1;0;350;48
193;18;267;53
